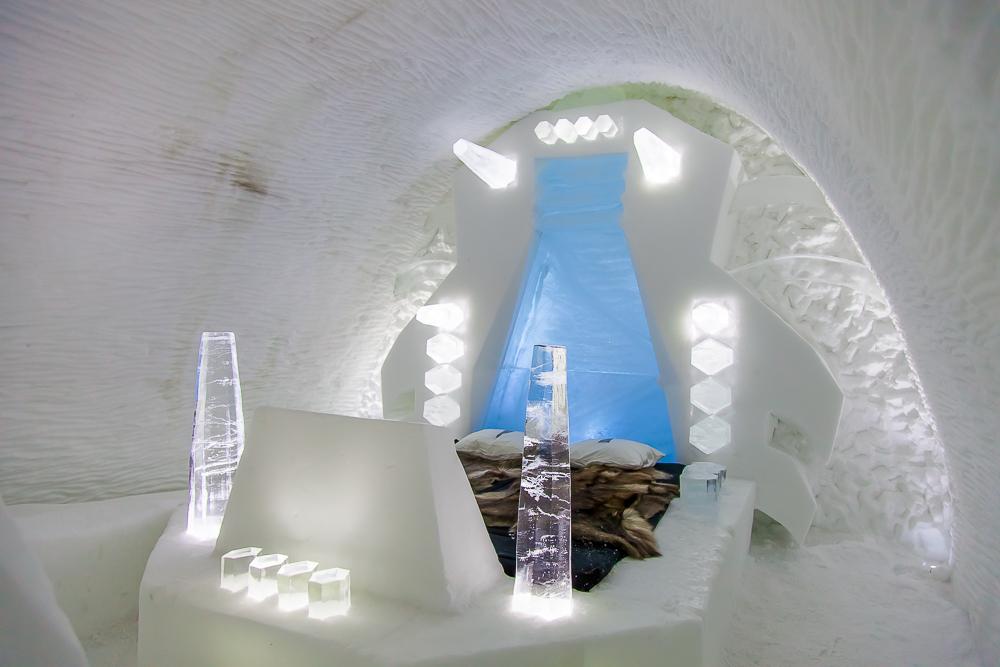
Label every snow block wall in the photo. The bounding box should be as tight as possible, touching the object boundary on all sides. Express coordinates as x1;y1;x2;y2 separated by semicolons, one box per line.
1;1;996;661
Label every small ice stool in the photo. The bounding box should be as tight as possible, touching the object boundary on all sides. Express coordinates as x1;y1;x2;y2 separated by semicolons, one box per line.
220;546;262;592
247;553;288;601
685;462;727;490
277;560;319;611
308;568;351;619
680;466;721;512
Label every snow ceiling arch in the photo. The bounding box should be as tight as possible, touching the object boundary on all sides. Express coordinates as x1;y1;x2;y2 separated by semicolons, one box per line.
1;1;996;662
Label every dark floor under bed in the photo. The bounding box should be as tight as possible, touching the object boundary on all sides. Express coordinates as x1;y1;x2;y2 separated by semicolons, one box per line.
487;462;685;592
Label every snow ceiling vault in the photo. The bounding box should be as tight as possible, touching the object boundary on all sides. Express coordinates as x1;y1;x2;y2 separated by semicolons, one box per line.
0;0;997;661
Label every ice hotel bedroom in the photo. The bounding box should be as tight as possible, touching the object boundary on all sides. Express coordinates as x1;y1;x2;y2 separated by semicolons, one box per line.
1;2;997;667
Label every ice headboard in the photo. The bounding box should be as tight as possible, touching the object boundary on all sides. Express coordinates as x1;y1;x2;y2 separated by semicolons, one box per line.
381;100;842;542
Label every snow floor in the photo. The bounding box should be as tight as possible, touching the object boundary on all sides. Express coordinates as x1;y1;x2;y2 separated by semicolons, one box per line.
69;513;979;667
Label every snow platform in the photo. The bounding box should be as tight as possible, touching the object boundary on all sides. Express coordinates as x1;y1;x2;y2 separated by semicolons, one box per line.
138;410;753;667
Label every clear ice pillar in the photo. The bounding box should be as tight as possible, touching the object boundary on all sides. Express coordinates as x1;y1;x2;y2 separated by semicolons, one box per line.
512;344;572;620
186;332;245;540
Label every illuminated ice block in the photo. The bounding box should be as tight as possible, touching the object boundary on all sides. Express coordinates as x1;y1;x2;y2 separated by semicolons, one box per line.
690;378;732;415
692;302;731;336
247;553;287;601
553;118;578;144
277;560;319;612
453;139;516;189
512;344;572;620
690;415;731;455
424;364;462;395
685;462;727;490
691;338;734;376
633;127;682;184
681;466;720;509
594;114;618;138
187;332;245;540
423;395;460;426
415;303;465;331
534;121;557;145
219;546;261;592
426;333;464;364
308;568;351;619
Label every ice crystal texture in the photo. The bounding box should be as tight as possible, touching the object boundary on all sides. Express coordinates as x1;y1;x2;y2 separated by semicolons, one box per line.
512;344;572;620
186;332;245;540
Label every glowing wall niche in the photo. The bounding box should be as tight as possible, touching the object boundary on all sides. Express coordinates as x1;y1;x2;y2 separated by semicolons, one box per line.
187;332;245;540
380;100;842;543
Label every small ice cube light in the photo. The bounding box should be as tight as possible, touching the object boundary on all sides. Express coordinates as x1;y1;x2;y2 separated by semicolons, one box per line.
248;553;288;601
424;364;462;395
692;302;731;336
453;139;516;189
308;568;351;619
423;394;460;426
220;546;262;592
633;127;682;184
277;560;319;612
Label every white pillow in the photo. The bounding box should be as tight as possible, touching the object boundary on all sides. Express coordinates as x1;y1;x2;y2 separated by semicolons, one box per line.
570;438;664;470
456;429;525;460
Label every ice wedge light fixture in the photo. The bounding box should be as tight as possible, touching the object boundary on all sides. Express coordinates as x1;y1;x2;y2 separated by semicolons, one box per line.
277;560;319;612
423;394;460;426
692;302;731;336
690;377;732;415
453;139;516;189
424;364;462;395
512;344;572;621
220;546;262;592
309;568;351;619
633;127;682;184
426;332;464;364
416;302;465;330
691;338;734;376
553;118;578;144
690;415;731;455
187;332;245;540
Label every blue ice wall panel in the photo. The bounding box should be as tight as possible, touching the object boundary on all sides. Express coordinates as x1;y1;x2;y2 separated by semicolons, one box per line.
481;153;675;459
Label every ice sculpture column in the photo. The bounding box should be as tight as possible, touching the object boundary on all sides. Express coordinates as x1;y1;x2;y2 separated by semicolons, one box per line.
512;344;572;620
187;332;245;540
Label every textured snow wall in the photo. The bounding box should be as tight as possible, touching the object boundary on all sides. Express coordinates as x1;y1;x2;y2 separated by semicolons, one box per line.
1;1;996;661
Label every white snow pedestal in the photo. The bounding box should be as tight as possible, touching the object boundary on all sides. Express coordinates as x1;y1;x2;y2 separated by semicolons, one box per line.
139;408;754;666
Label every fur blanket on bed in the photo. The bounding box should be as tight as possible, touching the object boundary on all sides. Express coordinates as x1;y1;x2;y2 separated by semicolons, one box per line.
459;452;679;559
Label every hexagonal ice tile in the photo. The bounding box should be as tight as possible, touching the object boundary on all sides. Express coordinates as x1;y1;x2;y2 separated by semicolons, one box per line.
426;333;464;364
691;338;734;376
423;395;460;426
424;364;462;395
690;378;732;415
690;415;731;454
692;302;730;336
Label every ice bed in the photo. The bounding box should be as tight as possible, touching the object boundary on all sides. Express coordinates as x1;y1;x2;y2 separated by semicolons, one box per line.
138;409;754;667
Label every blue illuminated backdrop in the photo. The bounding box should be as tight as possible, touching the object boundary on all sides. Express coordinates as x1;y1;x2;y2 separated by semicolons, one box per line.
481;153;676;459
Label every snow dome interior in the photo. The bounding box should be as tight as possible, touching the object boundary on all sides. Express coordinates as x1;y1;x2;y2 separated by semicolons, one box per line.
1;1;997;666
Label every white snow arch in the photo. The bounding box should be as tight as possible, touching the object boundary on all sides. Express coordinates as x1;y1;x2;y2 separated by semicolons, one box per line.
1;1;996;662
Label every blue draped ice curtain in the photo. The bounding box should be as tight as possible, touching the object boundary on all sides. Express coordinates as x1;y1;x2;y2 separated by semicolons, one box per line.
482;153;676;460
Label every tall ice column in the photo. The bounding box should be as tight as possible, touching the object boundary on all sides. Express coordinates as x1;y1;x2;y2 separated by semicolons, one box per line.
187;332;245;540
513;344;572;620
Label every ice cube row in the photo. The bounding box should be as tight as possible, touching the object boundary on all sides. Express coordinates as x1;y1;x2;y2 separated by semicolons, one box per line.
220;547;350;619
